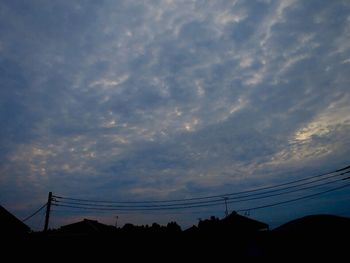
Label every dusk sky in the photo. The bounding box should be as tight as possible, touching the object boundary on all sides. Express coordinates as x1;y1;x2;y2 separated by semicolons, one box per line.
1;0;350;230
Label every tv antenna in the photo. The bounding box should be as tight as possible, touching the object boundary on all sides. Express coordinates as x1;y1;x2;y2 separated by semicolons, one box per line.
115;216;119;228
223;197;229;217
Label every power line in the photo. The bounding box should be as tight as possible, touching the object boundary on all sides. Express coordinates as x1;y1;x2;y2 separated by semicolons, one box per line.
37;206;47;230
226;176;347;203
22;203;47;222
53;164;350;204
53;177;345;208
236;182;350;212
51;208;210;216
336;165;350;172
54;171;350;208
52;181;350;212
217;177;347;205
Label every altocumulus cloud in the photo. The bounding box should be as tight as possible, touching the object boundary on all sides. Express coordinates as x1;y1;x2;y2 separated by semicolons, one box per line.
0;0;350;228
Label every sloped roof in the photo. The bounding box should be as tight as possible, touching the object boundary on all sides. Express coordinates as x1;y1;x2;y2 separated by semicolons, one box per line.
184;225;198;233
0;205;30;234
221;211;269;230
274;214;350;233
59;218;114;234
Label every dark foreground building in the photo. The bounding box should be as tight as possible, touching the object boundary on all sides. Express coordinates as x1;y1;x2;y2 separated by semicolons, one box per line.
0;205;30;236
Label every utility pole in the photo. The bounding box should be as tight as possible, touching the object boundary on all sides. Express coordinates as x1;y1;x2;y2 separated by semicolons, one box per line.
223;197;229;217
44;192;52;232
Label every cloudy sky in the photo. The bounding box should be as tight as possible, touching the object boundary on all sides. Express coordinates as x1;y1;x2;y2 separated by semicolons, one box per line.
1;0;350;230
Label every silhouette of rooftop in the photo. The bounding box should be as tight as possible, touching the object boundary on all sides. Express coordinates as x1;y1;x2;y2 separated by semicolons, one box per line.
274;214;350;233
0;205;30;235
59;218;115;234
197;211;269;234
222;211;269;231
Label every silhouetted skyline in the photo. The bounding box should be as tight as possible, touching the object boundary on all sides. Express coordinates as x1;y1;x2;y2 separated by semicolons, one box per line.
2;205;350;258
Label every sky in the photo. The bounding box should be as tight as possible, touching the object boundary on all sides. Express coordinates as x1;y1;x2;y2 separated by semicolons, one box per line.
1;0;350;231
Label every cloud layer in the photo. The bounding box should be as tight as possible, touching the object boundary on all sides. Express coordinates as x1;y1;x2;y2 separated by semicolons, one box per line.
1;0;350;228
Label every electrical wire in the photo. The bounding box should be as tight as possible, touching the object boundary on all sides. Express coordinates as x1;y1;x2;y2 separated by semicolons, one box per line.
22;203;47;222
236;182;350;212
53;164;350;204
52;166;350;208
53;176;346;208
36;206;47;230
52;181;350;211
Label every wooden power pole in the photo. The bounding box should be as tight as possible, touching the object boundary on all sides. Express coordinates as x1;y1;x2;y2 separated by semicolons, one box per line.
44;192;52;232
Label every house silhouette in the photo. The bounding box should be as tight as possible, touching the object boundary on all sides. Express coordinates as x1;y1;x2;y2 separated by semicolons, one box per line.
269;214;350;257
59;218;115;235
198;211;268;234
0;205;30;236
221;211;269;232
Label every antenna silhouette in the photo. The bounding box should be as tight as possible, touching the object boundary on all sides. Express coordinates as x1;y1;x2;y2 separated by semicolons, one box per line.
223;197;229;217
115;216;119;228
